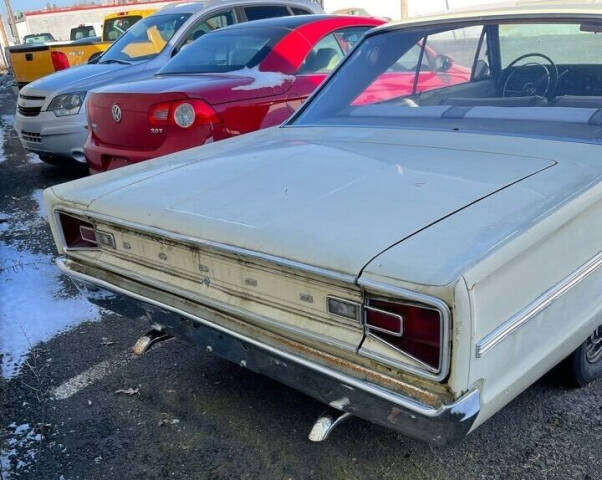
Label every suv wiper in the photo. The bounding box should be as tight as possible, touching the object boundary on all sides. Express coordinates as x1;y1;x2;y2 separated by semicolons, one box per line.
99;59;131;65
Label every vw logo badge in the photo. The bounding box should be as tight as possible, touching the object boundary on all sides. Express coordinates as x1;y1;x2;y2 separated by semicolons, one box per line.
111;104;122;123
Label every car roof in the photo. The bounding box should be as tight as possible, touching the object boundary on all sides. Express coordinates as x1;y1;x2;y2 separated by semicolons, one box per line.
373;2;602;34
217;14;349;31
157;0;320;16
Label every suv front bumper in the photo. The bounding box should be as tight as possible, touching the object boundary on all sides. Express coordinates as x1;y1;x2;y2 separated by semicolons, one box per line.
15;109;88;164
57;256;480;445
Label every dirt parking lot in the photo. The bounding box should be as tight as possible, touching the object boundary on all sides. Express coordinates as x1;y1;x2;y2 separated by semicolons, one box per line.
0;81;600;480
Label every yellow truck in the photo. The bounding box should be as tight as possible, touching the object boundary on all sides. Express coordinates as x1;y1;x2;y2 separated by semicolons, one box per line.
9;8;157;88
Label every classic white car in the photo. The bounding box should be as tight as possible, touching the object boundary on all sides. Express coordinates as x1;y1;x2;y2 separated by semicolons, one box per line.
44;6;601;444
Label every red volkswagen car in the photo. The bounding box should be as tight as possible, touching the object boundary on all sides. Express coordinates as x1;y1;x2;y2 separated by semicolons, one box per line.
85;15;383;173
85;15;469;173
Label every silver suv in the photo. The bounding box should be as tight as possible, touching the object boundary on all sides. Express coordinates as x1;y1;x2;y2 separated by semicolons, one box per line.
15;0;322;169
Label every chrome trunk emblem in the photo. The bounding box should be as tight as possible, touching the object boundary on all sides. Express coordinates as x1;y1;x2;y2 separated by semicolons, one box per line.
111;104;122;123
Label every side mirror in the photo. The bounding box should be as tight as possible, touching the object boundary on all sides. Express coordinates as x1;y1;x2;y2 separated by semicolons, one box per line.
434;54;453;72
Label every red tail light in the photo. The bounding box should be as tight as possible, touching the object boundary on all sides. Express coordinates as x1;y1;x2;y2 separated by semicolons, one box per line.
58;212;115;249
364;300;442;371
58;212;98;248
148;99;220;129
51;51;70;71
148;102;171;126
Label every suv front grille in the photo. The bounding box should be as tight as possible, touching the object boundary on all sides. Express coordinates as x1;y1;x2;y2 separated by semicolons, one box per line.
18;105;42;117
21;131;41;143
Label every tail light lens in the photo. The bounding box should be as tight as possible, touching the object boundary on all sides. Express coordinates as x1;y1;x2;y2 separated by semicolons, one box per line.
364;299;442;371
57;212;115;250
51;51;70;71
148;99;220;129
58;212;98;248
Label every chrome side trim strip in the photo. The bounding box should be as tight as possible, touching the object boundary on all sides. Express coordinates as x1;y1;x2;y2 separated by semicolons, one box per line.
357;278;451;382
56;256;459;418
476;250;602;358
54;206;356;285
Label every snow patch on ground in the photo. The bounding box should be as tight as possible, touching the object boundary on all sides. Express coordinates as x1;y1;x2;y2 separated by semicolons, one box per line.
32;189;47;220
26;153;43;165
0;243;100;379
0;122;5;164
232;67;294;91
2;113;15;125
0;424;41;477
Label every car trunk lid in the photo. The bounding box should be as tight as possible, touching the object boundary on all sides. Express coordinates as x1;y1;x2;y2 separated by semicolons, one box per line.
52;127;556;277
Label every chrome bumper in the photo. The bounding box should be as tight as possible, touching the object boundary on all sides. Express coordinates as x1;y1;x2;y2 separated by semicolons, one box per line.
57;256;480;445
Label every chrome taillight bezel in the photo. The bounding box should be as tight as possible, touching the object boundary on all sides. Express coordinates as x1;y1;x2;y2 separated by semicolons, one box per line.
359;282;451;382
55;210;115;252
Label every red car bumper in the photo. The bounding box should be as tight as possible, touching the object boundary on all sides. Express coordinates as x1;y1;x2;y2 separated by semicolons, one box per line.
84;133;209;174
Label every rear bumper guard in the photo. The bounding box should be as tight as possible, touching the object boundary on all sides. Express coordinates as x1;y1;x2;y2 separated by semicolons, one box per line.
57;256;480;445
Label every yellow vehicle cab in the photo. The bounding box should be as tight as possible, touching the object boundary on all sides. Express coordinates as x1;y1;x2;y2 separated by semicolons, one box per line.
9;8;157;88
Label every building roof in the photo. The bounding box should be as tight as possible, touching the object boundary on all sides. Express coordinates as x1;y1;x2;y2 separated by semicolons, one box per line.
24;0;182;17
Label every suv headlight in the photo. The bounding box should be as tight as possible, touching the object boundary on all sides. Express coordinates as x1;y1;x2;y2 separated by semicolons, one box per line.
47;92;86;117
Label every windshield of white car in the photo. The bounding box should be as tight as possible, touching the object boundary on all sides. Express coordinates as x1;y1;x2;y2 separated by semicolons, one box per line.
159;27;286;74
100;13;191;63
292;21;602;143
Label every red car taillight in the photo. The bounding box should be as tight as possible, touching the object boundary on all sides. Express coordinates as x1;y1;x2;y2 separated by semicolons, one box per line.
57;212;115;249
364;300;442;371
148;99;220;129
51;51;70;71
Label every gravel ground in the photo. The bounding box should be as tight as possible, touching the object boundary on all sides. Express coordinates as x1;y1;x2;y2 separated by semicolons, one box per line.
0;82;600;480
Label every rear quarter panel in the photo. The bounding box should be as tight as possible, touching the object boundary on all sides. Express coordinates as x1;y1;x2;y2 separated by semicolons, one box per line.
466;182;602;428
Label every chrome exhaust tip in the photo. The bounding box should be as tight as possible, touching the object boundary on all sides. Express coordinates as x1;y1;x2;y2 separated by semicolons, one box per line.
308;408;352;442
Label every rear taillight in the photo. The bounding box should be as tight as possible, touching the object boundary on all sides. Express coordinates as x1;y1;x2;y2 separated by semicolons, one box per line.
57;212;115;249
364;299;442;371
148;99;220;129
51;51;70;71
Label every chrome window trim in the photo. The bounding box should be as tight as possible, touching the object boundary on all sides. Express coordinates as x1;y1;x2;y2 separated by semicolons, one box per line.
54;206;355;284
476;250;602;358
358;278;451;382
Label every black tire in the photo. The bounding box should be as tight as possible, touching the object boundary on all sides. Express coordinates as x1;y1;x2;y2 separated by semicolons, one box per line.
566;326;602;387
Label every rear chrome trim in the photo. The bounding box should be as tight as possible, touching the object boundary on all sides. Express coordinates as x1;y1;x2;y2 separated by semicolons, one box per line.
476;250;602;358
56;256;480;444
53;206;356;284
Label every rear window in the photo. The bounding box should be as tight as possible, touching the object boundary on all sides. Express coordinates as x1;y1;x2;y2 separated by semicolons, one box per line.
71;26;96;41
292;7;311;15
24;34;54;44
103;15;143;42
244;6;290;21
160;27;287;74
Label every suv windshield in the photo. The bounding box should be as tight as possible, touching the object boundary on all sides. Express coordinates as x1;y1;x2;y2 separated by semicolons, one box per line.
293;20;602;143
160;27;287;74
100;13;190;63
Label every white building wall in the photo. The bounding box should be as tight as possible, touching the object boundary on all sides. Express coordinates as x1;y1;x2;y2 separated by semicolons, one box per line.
323;0;402;19
19;0;176;42
321;0;554;20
